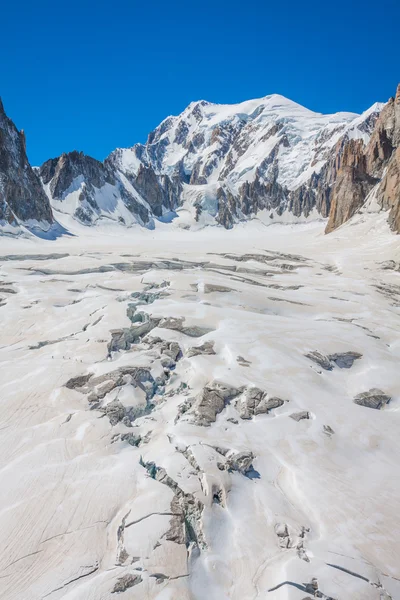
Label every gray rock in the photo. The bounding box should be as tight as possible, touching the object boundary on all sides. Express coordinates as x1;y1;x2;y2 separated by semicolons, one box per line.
226;451;255;475
290;411;310;421
305;351;333;371
235;387;285;419
108;313;161;354
111;573;142;593
105;401;127;426
190;382;241;426
159;316;214;338
306;350;362;370
354;388;391;410
186;341;216;358
0;100;53;229
65;373;93;390
328;352;362;368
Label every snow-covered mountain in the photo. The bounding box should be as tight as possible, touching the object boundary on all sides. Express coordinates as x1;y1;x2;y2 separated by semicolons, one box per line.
39;94;384;229
1;86;399;235
110;95;382;227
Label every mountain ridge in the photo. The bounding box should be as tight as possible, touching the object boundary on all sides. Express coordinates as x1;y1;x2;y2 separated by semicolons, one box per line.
0;87;399;235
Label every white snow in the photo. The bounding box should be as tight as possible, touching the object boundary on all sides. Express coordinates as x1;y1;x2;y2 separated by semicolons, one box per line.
0;210;399;600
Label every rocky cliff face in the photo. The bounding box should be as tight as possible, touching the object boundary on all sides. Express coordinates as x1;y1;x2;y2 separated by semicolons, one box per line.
0;98;53;231
325;84;400;233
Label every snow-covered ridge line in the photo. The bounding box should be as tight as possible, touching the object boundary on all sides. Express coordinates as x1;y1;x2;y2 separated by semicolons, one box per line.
3;87;399;236
39;92;384;231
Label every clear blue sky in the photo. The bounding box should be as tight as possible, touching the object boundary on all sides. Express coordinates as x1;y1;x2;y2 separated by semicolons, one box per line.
1;0;399;166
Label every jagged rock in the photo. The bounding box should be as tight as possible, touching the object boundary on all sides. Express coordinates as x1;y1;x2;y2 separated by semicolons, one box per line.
186;341;216;357
354;388;391;409
306;350;362;370
104;401;127;426
329;352;362;368
108;313;161;354
0;99;53;230
225;451;255;475
290;411;310;421
235;387;285;419
159;316;214;337
326;84;400;234
305;351;333;371
111;573;142;593
189;382;241;426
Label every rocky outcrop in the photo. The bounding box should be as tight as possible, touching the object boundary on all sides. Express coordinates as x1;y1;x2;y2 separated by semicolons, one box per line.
306;351;362;370
188;382;241;426
326;84;400;233
111;573;142;593
235;387;285;419
186;340;216;358
353;388;391;410
0;98;53;230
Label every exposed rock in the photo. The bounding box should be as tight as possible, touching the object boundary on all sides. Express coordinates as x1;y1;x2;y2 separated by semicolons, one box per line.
354;388;391;410
108;313;161;354
328;352;362;368
159;316;214;337
65;373;93;390
186;341;216;357
0;99;53;229
306;350;362;370
225;451;256;476
104;401;128;426
111;573;142;593
235;387;285;419
189;382;241;426
305;351;333;371
290;411;310;421
326;84;400;234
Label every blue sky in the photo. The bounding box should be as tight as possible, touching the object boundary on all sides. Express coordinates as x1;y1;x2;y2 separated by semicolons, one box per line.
1;0;399;165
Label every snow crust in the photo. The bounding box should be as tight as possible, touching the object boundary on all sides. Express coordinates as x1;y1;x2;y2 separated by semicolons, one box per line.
0;211;399;600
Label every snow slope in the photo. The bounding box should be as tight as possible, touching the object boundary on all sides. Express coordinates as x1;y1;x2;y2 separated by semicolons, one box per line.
0;211;399;600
